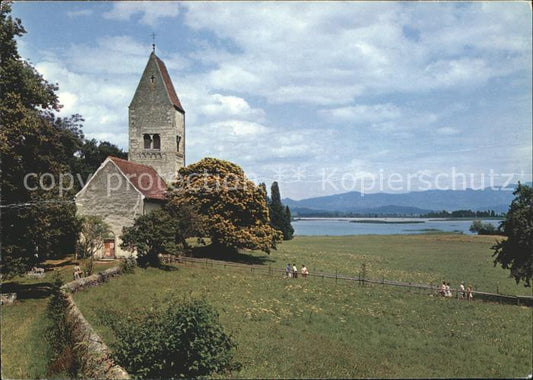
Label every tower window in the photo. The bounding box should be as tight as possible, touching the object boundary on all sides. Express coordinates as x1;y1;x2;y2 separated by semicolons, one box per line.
176;135;181;152
143;134;152;149
153;134;161;150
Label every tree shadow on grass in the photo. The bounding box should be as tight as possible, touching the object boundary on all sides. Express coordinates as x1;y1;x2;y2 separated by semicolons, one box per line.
2;281;53;300
157;263;180;272
189;244;275;266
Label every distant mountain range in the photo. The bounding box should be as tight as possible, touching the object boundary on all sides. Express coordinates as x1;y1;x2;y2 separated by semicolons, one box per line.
283;186;525;216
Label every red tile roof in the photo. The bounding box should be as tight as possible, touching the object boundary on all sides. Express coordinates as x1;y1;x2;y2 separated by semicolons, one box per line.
109;156;168;200
154;53;185;113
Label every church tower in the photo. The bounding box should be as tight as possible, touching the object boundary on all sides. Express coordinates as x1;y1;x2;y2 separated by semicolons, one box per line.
128;52;185;184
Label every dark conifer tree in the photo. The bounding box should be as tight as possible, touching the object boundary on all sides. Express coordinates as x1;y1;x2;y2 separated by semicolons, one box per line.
269;182;294;240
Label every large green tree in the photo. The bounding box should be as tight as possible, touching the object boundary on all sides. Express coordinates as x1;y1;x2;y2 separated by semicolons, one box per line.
492;183;533;287
0;2;82;276
121;205;202;267
167;158;281;254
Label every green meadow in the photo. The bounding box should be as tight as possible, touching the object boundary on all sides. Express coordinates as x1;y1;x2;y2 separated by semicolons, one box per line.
72;234;532;378
1;260;116;379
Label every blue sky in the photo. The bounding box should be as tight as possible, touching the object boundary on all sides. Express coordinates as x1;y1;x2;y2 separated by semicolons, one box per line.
12;1;532;199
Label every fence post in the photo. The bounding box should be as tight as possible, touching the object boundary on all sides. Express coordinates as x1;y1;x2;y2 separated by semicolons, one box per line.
336;269;338;284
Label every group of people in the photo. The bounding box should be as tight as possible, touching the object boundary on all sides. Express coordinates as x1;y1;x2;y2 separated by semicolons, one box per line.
439;281;473;301
285;263;309;278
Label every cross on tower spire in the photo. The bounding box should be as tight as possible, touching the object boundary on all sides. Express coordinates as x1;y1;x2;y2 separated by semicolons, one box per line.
151;32;156;53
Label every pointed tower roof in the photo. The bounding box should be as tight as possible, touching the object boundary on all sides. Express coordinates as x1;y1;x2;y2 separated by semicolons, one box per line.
130;52;185;114
152;52;185;113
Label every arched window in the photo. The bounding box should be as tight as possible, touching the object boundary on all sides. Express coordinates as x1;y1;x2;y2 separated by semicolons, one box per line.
176;135;181;152
143;134;152;149
153;134;161;150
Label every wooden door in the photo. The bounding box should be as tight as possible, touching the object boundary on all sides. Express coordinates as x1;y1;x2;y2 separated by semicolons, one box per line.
104;239;115;258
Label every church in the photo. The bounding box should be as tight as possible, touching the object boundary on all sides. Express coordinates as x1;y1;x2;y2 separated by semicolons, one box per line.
75;51;185;258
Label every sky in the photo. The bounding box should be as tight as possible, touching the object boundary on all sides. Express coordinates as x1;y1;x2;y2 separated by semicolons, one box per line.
11;1;532;200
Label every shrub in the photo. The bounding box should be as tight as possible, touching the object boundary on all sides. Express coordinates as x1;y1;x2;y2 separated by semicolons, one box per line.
82;256;94;276
119;256;137;274
469;220;500;235
111;298;238;378
45;274;78;376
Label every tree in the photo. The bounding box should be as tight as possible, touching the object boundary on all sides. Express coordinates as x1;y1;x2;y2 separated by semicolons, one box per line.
492;183;533;287
120;205;201;267
121;209;181;267
1;2;82;277
167;158;281;254
269;182;294;240
469;220;498;235
76;216;112;259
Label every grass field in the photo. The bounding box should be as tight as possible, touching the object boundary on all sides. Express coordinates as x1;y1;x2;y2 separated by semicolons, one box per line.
73;235;532;378
1;259;116;379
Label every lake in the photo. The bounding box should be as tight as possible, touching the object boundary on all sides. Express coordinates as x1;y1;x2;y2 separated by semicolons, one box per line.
292;218;502;236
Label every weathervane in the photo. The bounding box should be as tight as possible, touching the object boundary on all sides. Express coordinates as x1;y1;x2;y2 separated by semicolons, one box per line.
151;32;156;53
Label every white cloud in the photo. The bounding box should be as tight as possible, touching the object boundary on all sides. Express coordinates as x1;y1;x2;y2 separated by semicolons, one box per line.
182;2;531;106
103;2;180;27
200;94;265;121
67;9;93;18
436;127;460;136
320;104;402;123
103;1;179;26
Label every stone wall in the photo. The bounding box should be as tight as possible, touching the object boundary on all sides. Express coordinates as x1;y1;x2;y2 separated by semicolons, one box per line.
75;161;143;258
61;267;129;379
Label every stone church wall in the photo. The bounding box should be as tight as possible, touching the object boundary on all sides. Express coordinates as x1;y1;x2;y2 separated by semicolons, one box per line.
75;161;143;258
128;54;185;184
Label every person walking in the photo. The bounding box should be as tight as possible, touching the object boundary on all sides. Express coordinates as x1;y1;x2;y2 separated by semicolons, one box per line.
445;282;453;297
292;263;298;279
301;264;309;278
285;263;291;278
458;282;465;299
467;284;473;302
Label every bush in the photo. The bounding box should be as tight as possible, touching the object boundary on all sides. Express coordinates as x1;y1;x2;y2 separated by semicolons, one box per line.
110;298;238;378
119;256;137;274
469;220;500;235
45;274;78;376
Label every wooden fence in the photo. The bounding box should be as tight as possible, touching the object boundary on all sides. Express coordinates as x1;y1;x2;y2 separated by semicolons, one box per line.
162;255;533;307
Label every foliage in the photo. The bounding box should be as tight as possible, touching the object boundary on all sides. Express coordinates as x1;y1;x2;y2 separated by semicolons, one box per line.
82;256;94;277
76;215;112;259
469;220;499;235
0;4;127;277
119;256;137;274
45;274;78;376
492;183;533;287
110;298;238;379
423;209;499;218
120;206;201;267
269;182;294;240
168;158;282;253
71;139;127;191
0;3;83;277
